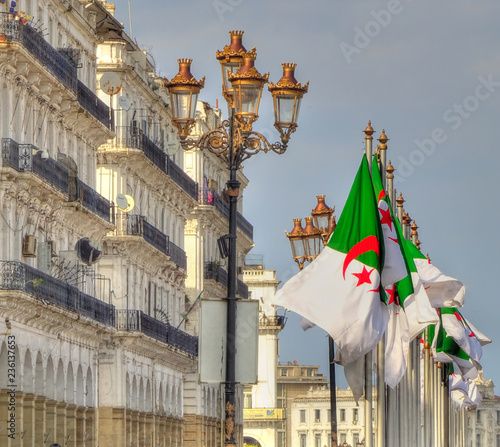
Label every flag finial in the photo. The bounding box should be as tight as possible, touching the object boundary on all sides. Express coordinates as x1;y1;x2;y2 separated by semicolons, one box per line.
411;220;419;236
378;129;389;149
396;192;404;207
363;121;375;139
386;160;394;180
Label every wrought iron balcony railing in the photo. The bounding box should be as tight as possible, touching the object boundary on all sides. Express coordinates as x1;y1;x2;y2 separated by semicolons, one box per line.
199;188;254;239
204;263;248;299
74;179;113;223
259;315;286;327
77;80;112;129
116;215;188;269
0;14;77;91
125;214;169;256
0;261;115;326
112;126;198;200
2;139;113;223
115;309;198;356
166;157;198;200
168;240;187;271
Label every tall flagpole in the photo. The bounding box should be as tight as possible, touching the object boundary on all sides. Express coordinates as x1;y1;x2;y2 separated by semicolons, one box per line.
376;131;389;447
364;122;374;447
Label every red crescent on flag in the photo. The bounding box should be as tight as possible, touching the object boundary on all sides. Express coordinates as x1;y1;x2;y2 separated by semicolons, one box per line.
378;190;386;202
342;235;380;279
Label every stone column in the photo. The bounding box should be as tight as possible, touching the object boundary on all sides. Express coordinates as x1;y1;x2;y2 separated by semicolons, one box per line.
44;399;57;446
76;406;86;446
23;393;36;447
85;407;95;447
34;396;47;446
131;410;139;447
66;403;77;447
55;402;67;447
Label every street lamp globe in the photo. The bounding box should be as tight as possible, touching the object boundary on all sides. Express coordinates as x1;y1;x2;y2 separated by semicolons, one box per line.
164;58;205;139
228;52;269;131
311;195;335;245
268;63;309;143
286;218;307;270
303;216;323;261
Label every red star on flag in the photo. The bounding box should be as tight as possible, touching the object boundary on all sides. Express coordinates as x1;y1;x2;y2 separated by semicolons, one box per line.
379;206;393;230
386;284;397;305
352;266;374;287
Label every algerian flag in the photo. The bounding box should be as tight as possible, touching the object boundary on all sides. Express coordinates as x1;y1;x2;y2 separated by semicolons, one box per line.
441;308;487;362
429;317;482;379
393;217;438;340
273;155;399;366
406;241;465;308
371;160;410;387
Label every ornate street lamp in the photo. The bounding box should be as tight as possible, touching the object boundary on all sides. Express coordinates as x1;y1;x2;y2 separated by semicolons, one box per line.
165;30;309;447
302;216;323;262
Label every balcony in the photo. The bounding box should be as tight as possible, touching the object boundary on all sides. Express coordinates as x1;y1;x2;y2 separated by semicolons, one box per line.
74;179;113;223
111;126;198;200
199;188;253;240
116;215;187;269
2;139;113;223
259;315;286;328
77;80;112;129
0;14;77;91
204;263;248;299
0;261;115;326
115;309;198;356
2;139;69;193
124;215;169;256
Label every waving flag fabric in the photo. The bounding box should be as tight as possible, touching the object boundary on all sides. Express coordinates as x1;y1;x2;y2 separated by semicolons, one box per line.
406;241;465;308
273;156;407;366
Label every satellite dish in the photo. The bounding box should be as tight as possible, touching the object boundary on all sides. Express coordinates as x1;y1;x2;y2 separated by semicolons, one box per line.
99;72;122;96
75;238;102;266
118;96;132;111
166;141;180;156
116;194;135;212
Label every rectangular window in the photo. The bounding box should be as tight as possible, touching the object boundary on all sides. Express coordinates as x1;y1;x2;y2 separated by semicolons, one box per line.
315;409;321;423
340;409;346;422
477;410;481;423
353;433;360;445
300;410;306;423
340;433;346;444
300;434;307;447
476;433;481;447
497;434;500;447
281;368;288;376
244;393;252;409
277;432;284;447
497;410;500;424
327;409;331;422
353;408;359;422
315;434;321;447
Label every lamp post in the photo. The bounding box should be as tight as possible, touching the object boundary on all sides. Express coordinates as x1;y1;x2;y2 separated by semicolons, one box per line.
165;30;308;447
285;195;337;447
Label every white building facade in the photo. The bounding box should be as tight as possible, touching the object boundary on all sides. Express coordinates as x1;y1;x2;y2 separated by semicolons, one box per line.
0;1;255;446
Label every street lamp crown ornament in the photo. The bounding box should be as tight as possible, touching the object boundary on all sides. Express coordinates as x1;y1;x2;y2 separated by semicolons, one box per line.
311;195;335;245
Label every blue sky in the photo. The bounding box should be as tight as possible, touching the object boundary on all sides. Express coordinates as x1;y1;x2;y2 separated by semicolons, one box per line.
110;0;500;389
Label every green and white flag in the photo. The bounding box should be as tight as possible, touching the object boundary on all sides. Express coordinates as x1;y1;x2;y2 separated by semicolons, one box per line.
429;316;482;379
371;159;410;387
441;308;490;362
274;156;406;366
394;218;438;340
406;241;465;308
